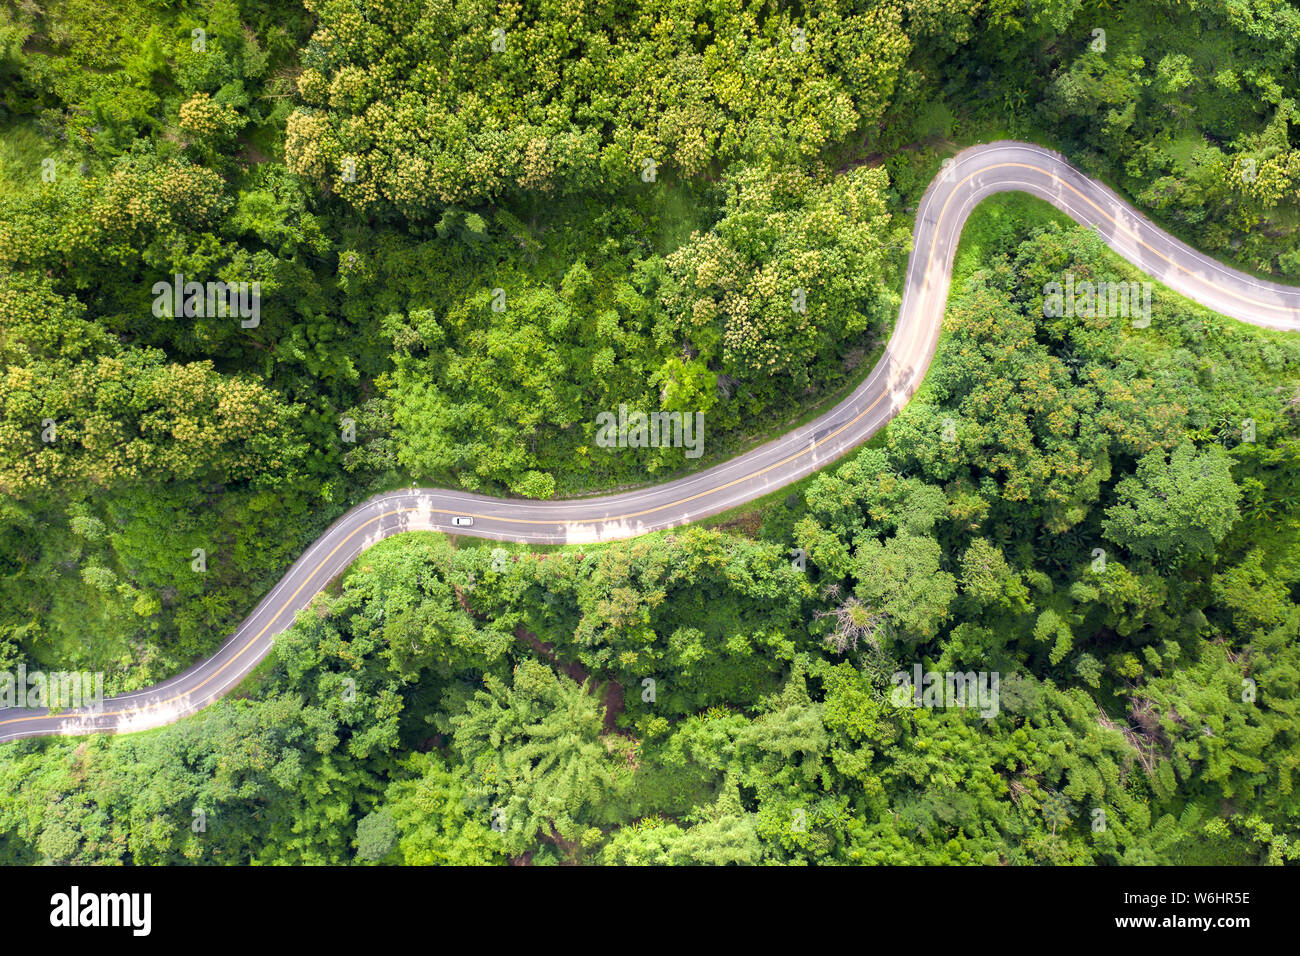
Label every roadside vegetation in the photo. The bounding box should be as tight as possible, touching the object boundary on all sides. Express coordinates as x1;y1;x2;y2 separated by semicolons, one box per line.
0;0;1297;864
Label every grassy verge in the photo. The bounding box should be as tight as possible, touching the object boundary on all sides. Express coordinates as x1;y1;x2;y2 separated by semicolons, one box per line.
227;652;278;702
0;120;81;197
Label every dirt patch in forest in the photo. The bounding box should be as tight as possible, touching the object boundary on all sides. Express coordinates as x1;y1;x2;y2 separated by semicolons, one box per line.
707;509;763;536
514;624;588;684
512;624;626;734
448;584;626;732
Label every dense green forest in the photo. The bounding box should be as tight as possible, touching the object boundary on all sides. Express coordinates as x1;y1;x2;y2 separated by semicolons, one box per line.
0;0;1297;864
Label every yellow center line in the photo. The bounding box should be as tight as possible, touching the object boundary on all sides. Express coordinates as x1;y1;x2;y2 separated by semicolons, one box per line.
999;162;1295;312
896;159;1297;420
0;378;893;731
7;156;1295;735
0;509;397;728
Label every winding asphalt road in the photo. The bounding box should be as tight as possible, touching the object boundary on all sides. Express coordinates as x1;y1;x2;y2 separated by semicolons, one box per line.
4;141;1299;743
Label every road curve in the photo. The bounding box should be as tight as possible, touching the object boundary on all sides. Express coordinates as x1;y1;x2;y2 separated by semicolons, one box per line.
4;141;1299;742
